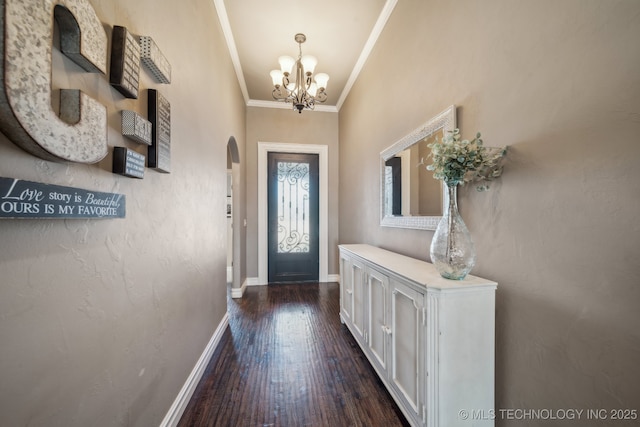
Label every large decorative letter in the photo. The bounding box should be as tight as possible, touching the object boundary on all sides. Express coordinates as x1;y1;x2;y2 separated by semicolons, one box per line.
0;0;108;163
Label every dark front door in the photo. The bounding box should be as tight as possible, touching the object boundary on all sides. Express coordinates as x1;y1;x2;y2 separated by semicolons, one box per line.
267;152;319;282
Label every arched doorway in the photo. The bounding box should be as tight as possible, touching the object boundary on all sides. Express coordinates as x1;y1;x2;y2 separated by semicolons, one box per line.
226;137;241;297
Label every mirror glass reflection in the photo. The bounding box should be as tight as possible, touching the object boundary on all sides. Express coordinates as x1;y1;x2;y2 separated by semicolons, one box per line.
383;128;443;217
379;105;456;230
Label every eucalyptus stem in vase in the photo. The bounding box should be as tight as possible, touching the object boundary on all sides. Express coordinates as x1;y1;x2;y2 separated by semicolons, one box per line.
423;129;506;279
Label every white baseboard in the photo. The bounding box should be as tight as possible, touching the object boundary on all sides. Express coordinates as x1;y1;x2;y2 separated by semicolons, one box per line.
230;278;249;299
230;286;244;299
242;276;340;286
159;312;229;427
226;266;232;283
246;277;263;286
230;277;264;298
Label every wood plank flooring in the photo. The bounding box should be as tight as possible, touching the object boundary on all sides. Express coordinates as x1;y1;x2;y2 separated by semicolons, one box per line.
178;282;410;427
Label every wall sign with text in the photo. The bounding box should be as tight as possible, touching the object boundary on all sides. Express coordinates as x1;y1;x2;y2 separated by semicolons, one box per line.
0;177;125;219
113;147;145;179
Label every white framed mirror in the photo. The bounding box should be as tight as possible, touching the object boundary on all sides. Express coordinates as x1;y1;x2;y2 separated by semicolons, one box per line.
380;105;456;230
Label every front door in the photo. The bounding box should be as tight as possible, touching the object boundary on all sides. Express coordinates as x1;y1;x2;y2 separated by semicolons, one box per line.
267;152;319;282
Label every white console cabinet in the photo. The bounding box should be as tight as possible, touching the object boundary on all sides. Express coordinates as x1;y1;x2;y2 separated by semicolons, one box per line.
338;244;497;427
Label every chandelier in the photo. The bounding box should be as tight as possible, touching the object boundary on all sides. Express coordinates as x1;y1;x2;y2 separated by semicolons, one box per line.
270;33;329;113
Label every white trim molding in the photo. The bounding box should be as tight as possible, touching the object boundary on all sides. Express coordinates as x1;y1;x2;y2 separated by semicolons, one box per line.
212;0;249;103
231;277;263;298
246;277;262;286
327;274;340;283
247;99;338;113
258;142;329;285
160;312;229;427
213;0;397;112
336;0;398;110
230;280;246;299
244;275;338;286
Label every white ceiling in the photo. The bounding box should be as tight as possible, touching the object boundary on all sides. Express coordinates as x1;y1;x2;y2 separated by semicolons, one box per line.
213;0;397;112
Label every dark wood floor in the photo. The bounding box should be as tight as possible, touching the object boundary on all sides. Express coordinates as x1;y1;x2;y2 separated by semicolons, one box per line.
178;282;410;427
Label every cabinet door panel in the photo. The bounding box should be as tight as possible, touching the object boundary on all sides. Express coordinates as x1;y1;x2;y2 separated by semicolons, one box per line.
391;280;424;417
351;260;365;340
368;269;388;373
339;255;353;324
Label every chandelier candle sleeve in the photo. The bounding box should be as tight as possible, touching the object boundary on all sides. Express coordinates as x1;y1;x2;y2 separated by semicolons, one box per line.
270;33;329;113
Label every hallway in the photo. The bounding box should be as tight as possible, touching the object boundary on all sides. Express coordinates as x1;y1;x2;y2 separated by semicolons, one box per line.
178;283;409;426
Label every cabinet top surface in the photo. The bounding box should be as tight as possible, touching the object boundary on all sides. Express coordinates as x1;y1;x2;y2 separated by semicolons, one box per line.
339;244;497;291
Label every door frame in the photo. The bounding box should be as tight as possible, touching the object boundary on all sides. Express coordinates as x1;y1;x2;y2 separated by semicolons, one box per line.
258;142;328;285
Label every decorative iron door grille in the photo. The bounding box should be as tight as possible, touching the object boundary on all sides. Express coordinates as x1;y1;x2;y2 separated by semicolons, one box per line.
276;161;310;253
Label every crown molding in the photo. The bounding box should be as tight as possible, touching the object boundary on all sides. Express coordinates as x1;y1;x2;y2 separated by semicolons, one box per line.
213;0;249;103
336;0;397;110
247;99;338;113
214;0;397;112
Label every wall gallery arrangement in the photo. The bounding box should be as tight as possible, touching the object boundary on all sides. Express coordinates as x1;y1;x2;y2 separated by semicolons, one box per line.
0;0;173;218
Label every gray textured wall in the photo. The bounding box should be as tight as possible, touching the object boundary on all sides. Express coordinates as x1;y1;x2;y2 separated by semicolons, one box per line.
245;106;339;279
339;0;640;423
0;0;246;425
